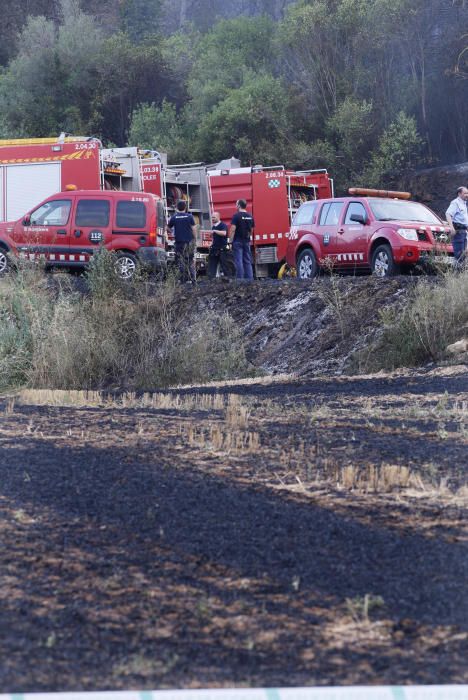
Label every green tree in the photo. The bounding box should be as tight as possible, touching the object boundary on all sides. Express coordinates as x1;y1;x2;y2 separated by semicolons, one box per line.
361;112;423;187
327;99;374;157
187;15;276;116
90;33;170;144
193;72;298;164
129;100;189;161
0;1;103;137
0;15;63;136
279;1;345;120
119;0;162;42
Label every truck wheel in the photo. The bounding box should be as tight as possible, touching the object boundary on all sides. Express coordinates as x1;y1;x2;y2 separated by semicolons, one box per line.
0;248;11;276
114;252;138;280
297;248;318;279
371;244;399;278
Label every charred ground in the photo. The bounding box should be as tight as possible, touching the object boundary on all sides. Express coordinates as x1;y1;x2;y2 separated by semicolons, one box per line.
0;276;467;691
158;276;416;377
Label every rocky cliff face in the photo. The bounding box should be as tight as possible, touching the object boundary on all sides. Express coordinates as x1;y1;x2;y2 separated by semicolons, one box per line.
389;162;468;219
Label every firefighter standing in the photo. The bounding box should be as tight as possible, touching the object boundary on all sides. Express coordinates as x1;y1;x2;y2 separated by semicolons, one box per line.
208;212;236;278
229;199;254;280
446;186;468;265
167;200;197;283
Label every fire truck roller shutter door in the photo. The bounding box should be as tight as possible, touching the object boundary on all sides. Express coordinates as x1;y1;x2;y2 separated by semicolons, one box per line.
5;162;61;222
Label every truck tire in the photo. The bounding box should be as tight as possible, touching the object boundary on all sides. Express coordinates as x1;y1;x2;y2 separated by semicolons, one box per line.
371;244;399;278
0;248;11;276
297;247;318;279
114;252;138;280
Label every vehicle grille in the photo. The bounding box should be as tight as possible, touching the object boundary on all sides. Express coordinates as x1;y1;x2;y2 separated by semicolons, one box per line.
434;231;450;244
255;245;278;264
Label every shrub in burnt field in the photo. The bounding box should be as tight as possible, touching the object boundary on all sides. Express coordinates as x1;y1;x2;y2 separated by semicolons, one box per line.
0;266;253;391
353;270;468;371
0;264;51;390
85;247;129;300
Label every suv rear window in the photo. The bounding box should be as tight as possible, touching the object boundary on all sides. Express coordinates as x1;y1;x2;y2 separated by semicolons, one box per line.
116;201;147;229
76;200;110;227
293;202;317;226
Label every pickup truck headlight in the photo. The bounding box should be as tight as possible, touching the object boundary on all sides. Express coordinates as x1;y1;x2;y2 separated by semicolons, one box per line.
397;228;418;241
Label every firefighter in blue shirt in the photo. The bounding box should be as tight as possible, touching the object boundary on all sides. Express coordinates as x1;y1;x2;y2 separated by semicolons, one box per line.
446;186;468;264
229;199;254;280
167;200;197;283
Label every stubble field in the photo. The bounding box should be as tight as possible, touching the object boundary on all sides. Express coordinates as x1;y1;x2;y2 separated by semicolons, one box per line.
1;367;467;691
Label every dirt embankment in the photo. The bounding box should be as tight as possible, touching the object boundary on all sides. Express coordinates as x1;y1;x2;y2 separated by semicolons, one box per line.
178;276;414;376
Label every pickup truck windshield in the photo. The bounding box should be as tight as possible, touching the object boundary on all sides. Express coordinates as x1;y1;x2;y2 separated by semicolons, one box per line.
369;199;441;225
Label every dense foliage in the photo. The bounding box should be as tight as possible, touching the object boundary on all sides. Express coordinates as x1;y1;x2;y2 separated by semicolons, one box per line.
0;0;466;190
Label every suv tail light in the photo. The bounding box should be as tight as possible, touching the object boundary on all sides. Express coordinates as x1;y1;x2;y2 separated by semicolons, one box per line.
148;223;157;246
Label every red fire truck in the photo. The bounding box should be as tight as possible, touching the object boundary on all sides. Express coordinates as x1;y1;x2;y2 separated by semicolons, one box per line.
0;136;333;276
207;161;333;276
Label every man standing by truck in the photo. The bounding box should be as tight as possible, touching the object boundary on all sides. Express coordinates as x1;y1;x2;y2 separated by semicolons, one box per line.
208;211;236;278
446;186;468;265
229;199;254;280
167;200;197;283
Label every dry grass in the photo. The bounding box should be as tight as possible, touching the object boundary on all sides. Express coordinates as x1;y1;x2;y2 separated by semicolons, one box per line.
184;423;261;453
17;388;242;412
0;260;254;391
355;269;468;371
345;594;386;624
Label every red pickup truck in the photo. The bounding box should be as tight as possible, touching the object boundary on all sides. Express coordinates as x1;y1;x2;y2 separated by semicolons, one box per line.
0;189;167;279
286;188;453;278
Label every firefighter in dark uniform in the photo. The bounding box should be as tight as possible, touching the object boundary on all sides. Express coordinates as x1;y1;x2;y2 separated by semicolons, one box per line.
229;199;254;280
208;211;236;278
166;200;197;283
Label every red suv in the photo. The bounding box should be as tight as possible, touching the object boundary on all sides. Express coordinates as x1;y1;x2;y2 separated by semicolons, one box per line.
0;190;167;279
286;189;454;278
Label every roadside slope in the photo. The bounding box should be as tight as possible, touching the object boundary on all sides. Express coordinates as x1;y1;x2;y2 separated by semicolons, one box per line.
183;277;414;376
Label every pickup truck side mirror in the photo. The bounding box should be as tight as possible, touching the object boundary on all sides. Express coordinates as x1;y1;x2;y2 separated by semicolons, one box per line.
350;213;367;225
22;215;31;226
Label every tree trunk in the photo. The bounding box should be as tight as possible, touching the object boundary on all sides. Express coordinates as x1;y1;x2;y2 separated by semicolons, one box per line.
179;0;188;26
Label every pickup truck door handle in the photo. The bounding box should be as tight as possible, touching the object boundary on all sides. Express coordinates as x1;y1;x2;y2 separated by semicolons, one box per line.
57;229;67;235
74;229;82;238
338;228;345;234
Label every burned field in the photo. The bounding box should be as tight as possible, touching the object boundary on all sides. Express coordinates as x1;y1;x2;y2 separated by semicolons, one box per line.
0;368;467;691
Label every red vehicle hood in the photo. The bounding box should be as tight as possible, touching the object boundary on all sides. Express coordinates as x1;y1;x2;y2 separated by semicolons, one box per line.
377;219;448;231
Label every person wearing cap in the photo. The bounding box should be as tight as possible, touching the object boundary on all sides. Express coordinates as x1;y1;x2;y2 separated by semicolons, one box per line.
229;199;254;280
446;186;468;265
167;200;197;283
